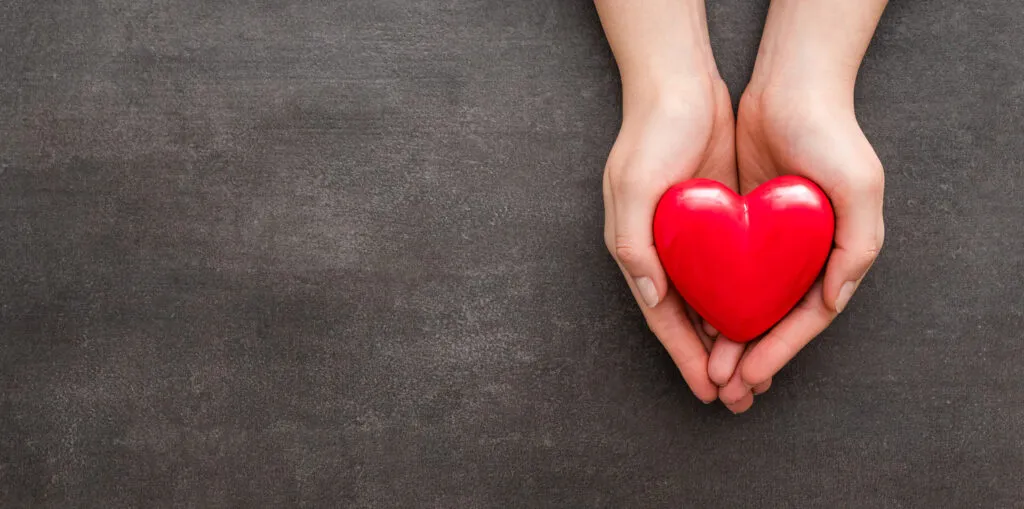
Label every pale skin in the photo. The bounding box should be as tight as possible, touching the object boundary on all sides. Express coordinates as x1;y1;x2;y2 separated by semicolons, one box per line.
595;0;887;413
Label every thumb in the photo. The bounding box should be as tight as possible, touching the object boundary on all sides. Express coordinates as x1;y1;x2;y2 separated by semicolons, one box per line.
608;184;669;309
824;173;885;313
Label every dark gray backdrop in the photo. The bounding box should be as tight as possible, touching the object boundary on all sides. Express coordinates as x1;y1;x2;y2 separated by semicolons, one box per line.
2;1;1022;507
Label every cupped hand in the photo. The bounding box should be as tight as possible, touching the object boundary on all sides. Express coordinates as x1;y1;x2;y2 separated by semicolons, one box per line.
710;85;886;410
603;77;747;404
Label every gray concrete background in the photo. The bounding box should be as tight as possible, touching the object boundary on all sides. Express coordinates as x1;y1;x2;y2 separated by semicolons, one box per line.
1;1;1022;507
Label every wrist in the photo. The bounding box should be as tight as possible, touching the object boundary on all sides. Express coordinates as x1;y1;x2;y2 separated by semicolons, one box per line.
746;0;886;111
746;36;858;112
623;71;719;114
743;73;855;121
620;73;725;139
746;51;858;116
600;0;721;112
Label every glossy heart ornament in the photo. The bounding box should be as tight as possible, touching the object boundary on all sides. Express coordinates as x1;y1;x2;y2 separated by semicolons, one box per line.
653;176;835;342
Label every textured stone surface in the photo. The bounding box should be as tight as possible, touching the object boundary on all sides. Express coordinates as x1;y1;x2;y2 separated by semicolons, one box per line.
2;1;1022;506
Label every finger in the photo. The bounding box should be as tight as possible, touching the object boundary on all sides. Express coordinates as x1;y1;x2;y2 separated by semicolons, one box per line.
702;321;718;338
718;341;757;405
708;337;745;386
685;306;719;345
684;305;714;353
725;391;754;415
608;172;671;310
740;281;834;387
719;373;750;407
606;186;716;404
620;267;718;403
823;172;885;314
753;378;772;395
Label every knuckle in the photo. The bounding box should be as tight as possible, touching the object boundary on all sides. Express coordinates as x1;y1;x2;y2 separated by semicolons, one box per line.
608;166;664;199
866;242;883;259
847;169;885;197
864;223;886;259
614;242;642;266
649;304;684;330
741;365;770;388
673;348;708;378
609;169;646;195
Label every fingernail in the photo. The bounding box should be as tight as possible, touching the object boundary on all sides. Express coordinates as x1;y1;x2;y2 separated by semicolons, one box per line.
836;281;857;313
636;277;659;308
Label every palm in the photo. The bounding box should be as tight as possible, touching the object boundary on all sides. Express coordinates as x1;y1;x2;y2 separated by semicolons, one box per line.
691;82;737;186
736;92;876;195
710;90;885;408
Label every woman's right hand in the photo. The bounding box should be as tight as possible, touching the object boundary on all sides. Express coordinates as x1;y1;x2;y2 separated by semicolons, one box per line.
603;76;750;406
595;0;769;409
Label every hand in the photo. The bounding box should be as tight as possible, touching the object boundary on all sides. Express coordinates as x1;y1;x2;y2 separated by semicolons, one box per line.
704;0;888;413
594;0;782;406
709;76;885;411
603;76;741;404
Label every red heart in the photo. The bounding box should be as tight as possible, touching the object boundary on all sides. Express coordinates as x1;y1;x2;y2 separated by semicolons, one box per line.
653;176;835;342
